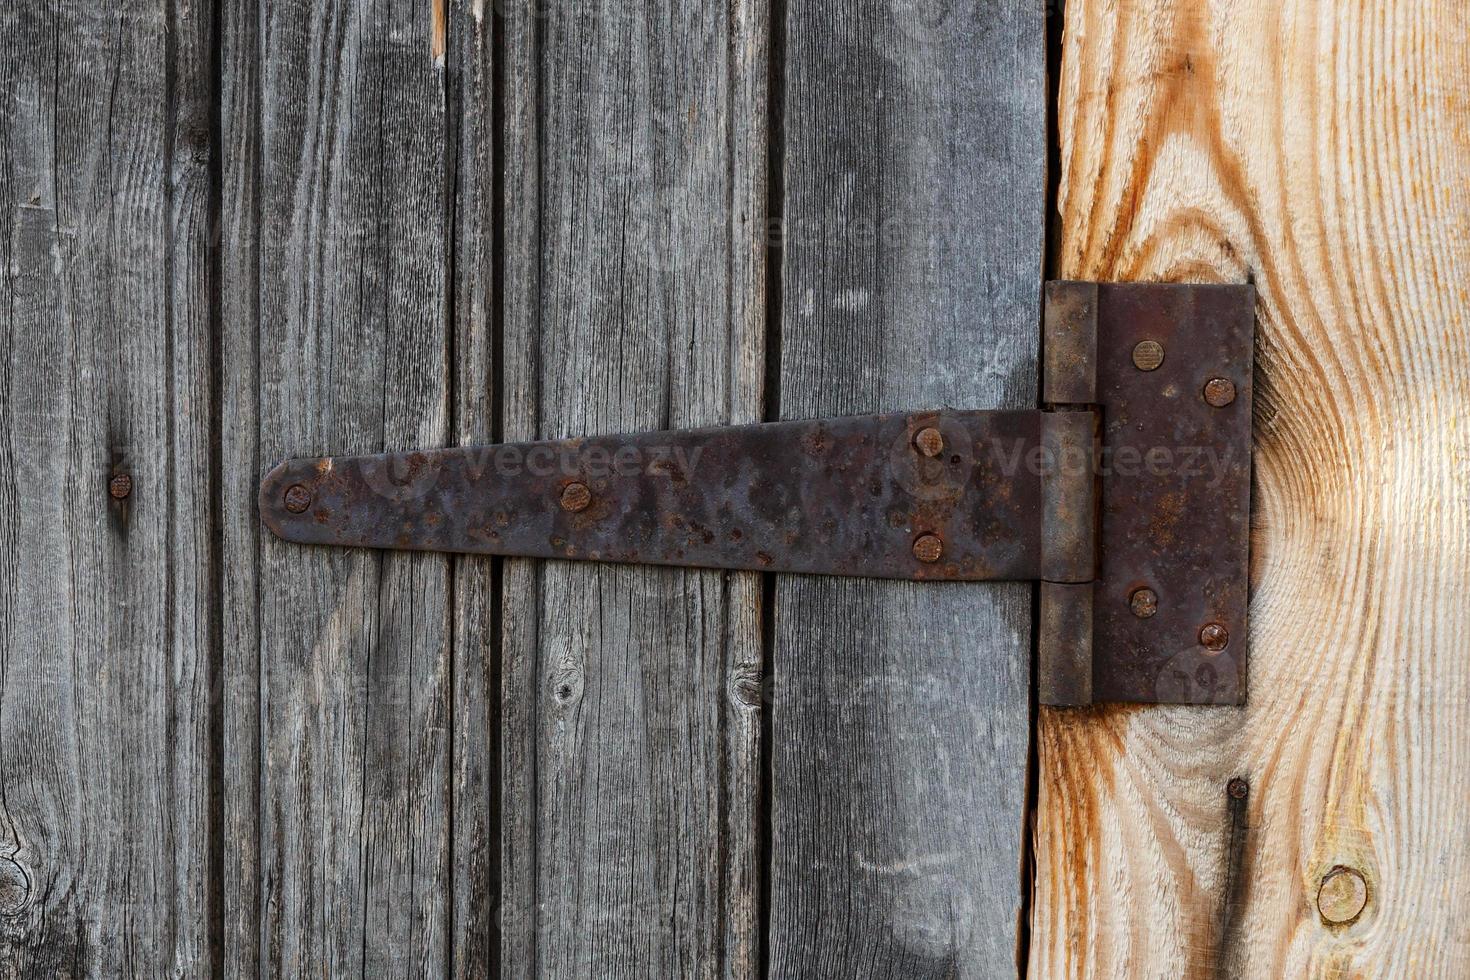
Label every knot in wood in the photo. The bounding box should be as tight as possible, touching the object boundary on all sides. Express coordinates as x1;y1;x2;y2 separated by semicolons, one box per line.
1317;866;1368;925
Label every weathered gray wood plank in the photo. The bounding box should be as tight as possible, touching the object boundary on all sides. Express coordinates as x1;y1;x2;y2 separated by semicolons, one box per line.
219;2;454;975
500;0;768;975
448;1;497;976
0;0;215;975
770;2;1046;976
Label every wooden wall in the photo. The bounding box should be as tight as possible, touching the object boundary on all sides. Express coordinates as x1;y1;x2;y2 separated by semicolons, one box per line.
1032;0;1470;975
4;0;1466;977
0;0;1043;976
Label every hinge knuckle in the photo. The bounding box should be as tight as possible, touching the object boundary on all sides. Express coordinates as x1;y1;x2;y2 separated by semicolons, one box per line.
1043;280;1098;404
1039;410;1097;584
1039;582;1094;707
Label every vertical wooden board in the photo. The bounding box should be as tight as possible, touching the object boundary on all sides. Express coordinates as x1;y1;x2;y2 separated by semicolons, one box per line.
771;2;1045;976
500;0;767;976
1032;0;1470;976
219;1;454;975
217;0;262;973
448;1;497;976
0;0;215;974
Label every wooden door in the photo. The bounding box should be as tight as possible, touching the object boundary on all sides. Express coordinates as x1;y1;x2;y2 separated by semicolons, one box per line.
3;0;1467;978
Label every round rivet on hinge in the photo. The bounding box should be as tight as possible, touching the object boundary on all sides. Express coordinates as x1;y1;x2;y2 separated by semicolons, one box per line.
283;484;312;514
1317;867;1369;926
913;427;944;458
109;473;133;500
1203;377;1237;407
1199;622;1230;652
1129;587;1158;619
560;482;592;513
1132;340;1165;371
913;534;943;564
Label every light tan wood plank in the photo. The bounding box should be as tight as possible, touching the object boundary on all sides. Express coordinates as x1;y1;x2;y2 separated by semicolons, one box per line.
1032;0;1470;975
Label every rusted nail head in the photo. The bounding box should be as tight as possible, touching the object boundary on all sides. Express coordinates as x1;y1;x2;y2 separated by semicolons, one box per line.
1200;623;1230;652
1227;777;1249;800
283;484;312;514
1132;340;1165;371
108;473;133;500
913;534;943;564
913;427;944;458
1317;866;1368;925
1129;587;1158;619
1203;378;1238;407
560;482;592;513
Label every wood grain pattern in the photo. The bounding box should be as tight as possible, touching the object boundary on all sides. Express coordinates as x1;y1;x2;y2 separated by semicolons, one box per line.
448;2;497;978
1032;0;1470;975
219;1;455;975
0;1;215;974
500;0;768;975
769;1;1045;976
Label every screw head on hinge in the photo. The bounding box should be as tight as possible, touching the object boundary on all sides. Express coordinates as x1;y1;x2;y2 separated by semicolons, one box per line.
1132;340;1165;371
1129;587;1158;619
1203;377;1238;407
560;482;592;513
913;534;943;564
913;427;944;458
283;484;312;514
1199;623;1230;652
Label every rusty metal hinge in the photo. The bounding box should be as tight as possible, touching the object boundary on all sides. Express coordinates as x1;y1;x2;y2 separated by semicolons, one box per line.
260;281;1254;706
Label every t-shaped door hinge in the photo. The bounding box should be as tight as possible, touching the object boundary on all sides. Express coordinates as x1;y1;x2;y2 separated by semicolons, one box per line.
261;281;1254;707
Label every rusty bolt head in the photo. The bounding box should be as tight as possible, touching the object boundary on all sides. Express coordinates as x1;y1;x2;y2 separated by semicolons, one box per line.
1132;340;1165;371
1317;867;1368;925
560;482;592;513
1200;623;1230;652
913;427;944;458
1227;777;1249;800
913;534;943;564
1129;587;1158;619
108;473;133;500
1203;378;1237;407
283;484;312;514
